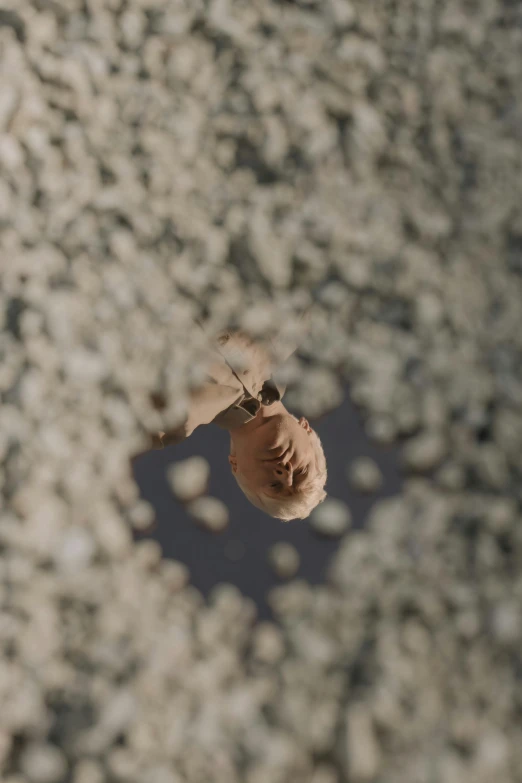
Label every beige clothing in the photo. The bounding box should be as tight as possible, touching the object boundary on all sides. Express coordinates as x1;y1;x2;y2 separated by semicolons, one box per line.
152;313;309;449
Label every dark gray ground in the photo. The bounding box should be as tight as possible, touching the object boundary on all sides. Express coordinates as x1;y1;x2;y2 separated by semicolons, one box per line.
132;390;403;619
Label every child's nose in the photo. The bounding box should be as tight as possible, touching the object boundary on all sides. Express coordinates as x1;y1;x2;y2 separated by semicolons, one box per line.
274;463;293;486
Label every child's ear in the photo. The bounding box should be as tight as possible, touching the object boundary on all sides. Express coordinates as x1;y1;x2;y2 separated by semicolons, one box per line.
298;417;312;433
228;455;238;474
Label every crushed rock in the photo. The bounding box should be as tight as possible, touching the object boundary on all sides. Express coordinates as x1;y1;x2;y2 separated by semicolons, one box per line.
1;0;521;781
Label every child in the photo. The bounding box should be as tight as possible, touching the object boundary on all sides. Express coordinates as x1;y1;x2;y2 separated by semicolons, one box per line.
150;319;327;520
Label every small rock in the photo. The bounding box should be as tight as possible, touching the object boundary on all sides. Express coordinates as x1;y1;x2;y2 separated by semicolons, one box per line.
141;767;184;783
160;559;190;592
107;748;138;780
365;415;397;444
19;742;67;783
186;496;229;532
344;705;381;781
485;498;517;533
100;689;136;736
491;601;521;645
128;499;155;531
134;539;163;570
53;527;96;571
251;622;285;664
474;444;510;490
0;729;12;767
72;759;105;783
166;456;210;502
328;0;356;28
475;731;509;772
268;542;300;579
402;431;447;472
347;457;383;493
436;461;466;490
310;499;351;537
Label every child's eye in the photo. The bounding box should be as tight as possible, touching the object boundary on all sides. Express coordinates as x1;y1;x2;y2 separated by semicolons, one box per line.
270;482;281;490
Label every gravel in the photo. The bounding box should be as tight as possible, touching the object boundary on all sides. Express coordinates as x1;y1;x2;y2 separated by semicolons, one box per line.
1;0;522;781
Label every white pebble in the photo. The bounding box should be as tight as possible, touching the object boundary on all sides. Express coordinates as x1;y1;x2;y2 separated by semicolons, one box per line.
53;527;96;571
310;498;351;537
251;622;286;664
347;457;383;493
402;431;447;472
311;764;339;783
491;601;521;645
160;559;190;592
72;759;105;783
268;542;300;579
142;767;184;783
186;496;229;532
134;539;163;569
167;456;210;502
19;742;67;783
344;705;381;781
128;500;155;531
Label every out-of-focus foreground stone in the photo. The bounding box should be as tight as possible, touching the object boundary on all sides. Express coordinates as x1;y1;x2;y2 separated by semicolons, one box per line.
1;0;521;781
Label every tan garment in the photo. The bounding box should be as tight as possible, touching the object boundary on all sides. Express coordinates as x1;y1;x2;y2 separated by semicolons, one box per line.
152;312;310;449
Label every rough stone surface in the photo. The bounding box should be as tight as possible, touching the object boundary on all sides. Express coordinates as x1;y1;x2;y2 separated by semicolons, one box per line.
1;0;522;781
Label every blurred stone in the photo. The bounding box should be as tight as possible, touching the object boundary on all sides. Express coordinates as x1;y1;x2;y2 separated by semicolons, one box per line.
251;622;285;664
141;766;184;783
402;431;447;472
365;415;397;444
0;729;12;768
53;527;96;572
310;498;351;537
19;743;67;783
160;559;190;592
344;705;381;781
485;499;517;534
311;763;339;783
436;461;466;491
134;539;163;569
347;456;383;493
1;0;521;780
72;759;105;783
491;601;521;645
268;542;300;579
128;499;155;531
186;496;230;532
167;456;210;503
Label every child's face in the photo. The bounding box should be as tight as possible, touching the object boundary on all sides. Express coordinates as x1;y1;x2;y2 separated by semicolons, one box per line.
229;410;317;500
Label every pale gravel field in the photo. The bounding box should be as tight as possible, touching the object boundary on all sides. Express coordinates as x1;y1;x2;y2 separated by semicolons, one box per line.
1;1;522;781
